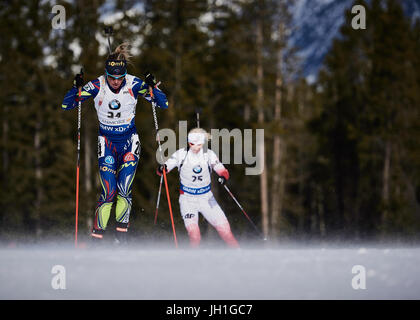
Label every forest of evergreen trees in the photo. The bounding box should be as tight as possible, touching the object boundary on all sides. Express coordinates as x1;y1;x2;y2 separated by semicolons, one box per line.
0;0;419;244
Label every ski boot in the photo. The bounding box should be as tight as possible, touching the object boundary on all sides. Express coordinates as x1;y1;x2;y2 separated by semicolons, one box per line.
114;222;129;246
90;228;105;248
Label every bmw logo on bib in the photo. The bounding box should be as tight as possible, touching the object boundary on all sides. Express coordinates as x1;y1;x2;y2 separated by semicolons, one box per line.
109;99;121;110
105;156;115;165
193;165;202;174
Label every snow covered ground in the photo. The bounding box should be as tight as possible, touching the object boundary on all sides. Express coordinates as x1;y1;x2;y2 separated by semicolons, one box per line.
1;240;420;300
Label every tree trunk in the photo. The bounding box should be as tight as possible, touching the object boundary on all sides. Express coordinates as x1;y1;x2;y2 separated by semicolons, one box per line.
34;116;43;237
1;106;9;227
2;108;8;176
169;2;183;122
270;21;284;238
256;10;269;238
381;140;391;231
317;185;326;237
173;41;181;119
244;103;251;122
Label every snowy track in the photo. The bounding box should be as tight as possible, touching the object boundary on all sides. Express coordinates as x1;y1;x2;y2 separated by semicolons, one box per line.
1;242;420;299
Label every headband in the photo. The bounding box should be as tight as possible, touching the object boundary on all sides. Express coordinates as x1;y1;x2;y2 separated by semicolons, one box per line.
188;132;206;145
105;59;127;77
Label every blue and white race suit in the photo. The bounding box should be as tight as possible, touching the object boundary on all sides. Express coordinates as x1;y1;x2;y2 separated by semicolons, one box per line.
62;74;168;235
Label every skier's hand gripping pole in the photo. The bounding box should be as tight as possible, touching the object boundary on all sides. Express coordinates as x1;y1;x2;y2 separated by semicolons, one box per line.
149;85;178;248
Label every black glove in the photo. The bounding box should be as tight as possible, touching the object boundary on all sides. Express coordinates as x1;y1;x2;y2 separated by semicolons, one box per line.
73;71;84;88
217;177;226;185
145;72;157;88
156;164;167;176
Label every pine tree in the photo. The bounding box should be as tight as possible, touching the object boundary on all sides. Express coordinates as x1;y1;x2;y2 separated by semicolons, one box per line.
310;0;420;238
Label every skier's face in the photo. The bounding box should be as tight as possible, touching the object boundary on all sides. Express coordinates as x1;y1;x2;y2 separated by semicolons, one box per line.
189;142;203;153
107;75;124;90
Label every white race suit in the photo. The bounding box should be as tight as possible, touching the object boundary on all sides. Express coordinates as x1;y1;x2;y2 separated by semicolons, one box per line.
164;147;239;248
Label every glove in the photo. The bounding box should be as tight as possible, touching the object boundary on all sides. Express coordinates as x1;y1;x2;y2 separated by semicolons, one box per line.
144;72;157;88
217;177;226;185
73;71;84;88
156;164;167;176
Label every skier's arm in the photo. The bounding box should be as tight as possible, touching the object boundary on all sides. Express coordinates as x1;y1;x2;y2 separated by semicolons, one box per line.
132;76;169;110
62;78;100;110
208;150;229;180
156;149;185;176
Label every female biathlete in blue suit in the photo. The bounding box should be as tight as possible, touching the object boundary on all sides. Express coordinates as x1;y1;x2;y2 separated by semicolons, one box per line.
62;43;168;241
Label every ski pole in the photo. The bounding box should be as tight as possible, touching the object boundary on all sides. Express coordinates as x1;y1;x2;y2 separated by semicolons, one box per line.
74;68;83;248
196;108;200;128
222;184;267;240
104;26;113;54
154;98;165;224
154;174;163;225
149;87;178;248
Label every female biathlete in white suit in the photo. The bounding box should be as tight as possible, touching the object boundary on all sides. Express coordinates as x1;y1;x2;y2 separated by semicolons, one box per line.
157;128;239;248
